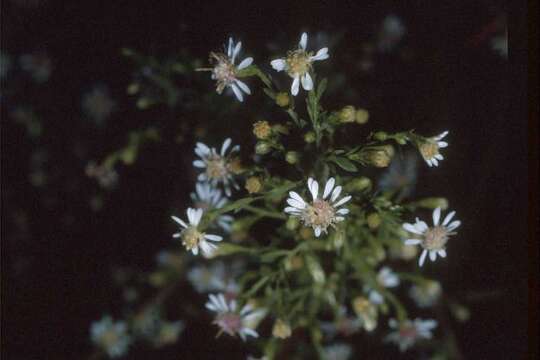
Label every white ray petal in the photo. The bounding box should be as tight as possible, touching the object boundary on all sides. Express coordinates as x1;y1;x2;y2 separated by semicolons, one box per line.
314;227;321;237
221;138;232;156
438;141;448;148
291;76;300;96
171;216;188;228
288;191;305;204
284;206;301;214
309;179;319;200
230;83;244;102
323;177;335;199
204;234;223;242
232;41;242;63
438;249;447;258
333;195;351;207
429;250;437;261
403;223;423;235
192;208;203;226
442;211;456;226
419;249;428;266
237;57;253;70
270;59;287;71
337;208;349;215
301;72;313;91
299;32;308;50
405;239;421;245
447;220;461;231
331;186;342;202
287;198;306;209
432;207;441;226
310;47;329;61
235;79;251;94
435;131;449;140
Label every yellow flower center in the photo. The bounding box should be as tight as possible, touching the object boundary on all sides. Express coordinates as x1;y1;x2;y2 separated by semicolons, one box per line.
419;141;440;160
181;227;205;250
423;226;449;250
100;330;120;349
301;199;336;231
210;52;237;93
206;156;228;180
286;49;312;77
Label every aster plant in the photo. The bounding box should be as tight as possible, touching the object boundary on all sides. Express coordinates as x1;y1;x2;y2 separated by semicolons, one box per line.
89;31;468;359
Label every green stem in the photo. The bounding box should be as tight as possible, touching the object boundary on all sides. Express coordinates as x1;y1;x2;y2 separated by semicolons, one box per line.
243;205;287;220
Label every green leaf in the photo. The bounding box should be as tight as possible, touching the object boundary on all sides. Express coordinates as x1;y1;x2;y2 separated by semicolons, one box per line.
263;87;276;100
331;156;358;172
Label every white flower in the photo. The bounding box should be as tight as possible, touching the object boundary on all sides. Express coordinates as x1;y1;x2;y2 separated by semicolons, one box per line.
284;177;351;237
90;316;132;358
191;182;233;232
320;306;361;338
187;261;240;296
323;343;353;360
409;280;442;308
418;131;449;167
193;138;240;196
199;37;253;102
270;32;329;96
205;293;263;341
385;318;437;352
368;267;400;304
171;208;222;256
402;207;461;266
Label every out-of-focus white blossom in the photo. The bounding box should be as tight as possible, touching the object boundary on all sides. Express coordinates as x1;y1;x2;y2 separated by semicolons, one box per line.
171;208;222;257
90;316;132;358
385;318;437;352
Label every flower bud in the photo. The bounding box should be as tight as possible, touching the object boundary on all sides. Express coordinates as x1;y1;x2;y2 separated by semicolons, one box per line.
367;213;381;229
284;255;304;271
350;177;372;192
373;131;388;141
304;131;316;144
276;92;290;107
355;108;369;124
285;151;300;164
286;216;299;230
255;141;272;155
338;105;356;123
272;319;292;339
253;120;272;140
416;197;448;210
362;145;395;168
245;177;263;194
127;83;140;95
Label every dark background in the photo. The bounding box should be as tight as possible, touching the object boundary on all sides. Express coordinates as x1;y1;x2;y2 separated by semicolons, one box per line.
1;0;533;359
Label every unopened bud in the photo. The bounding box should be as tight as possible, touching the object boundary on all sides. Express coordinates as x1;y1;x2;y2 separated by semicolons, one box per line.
355;108;369;124
373;131;388;141
245;177;263;194
362;145;394;168
255;141;272;155
367;213;381;229
338;106;356;123
285;151;300;164
272;319;292;339
253;120;272;140
350;177;372;192
286;217;299;230
304;131;316;143
276;92;290;107
416;197;448;210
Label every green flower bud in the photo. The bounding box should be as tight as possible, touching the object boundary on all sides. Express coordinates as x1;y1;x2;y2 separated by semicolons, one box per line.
355;108;369;124
367;213;381;229
285;151;300;164
255;141;272;155
338;105;356;123
304;131;316;143
373;131;388;141
416;197;449;210
350;177;372;192
286;216;300;230
361;145;395;168
276;92;290;107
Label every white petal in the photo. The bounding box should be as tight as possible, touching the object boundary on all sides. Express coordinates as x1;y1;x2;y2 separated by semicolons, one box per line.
187;208;195;224
335;216;345;222
193;160;206;168
288;191;305;204
447;220;461;231
308;179;319;200
287;198;306;209
405;239;421;245
192;208;203;226
235;79;251;94
204;234;223;242
438;249;447;258
432;207;441;226
403;223;423;235
429;251;437;261
431;158;439;166
237;57;253;70
314;227;321;237
438;141;448;148
270;59;287;71
434;154;444;160
323;178;335;199
299;32;308;50
242;327;259;338
442;211;456;226
333;195;351;207
196;142;211;156
310;47;329;61
172;233;181;238
192;247;199;255
426;159;433;167
227;38;233;58
199;240;216;256
301;72;313;91
331;186;342;202
291;76;300;96
284;206;301;214
435;131;449;140
419;249;428;266
171;216;188;228
221;138;232;156
336;208;349;215
232;41;242;63
414;220;429;233
230;83;244;102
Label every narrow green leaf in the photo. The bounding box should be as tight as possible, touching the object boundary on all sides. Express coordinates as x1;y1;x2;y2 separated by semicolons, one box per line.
331;156;358;172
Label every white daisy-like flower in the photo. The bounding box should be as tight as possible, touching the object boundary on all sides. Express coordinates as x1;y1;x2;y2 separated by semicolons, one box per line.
284;177;351;237
193;138;240;196
402;207;461;266
320;306;361;338
418;131;449;167
90;316;132;358
198;37;253;102
171;208;222;256
385;318;437;352
205;293;263;341
368;266;400;304
270;32;329;96
191;182;233;232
